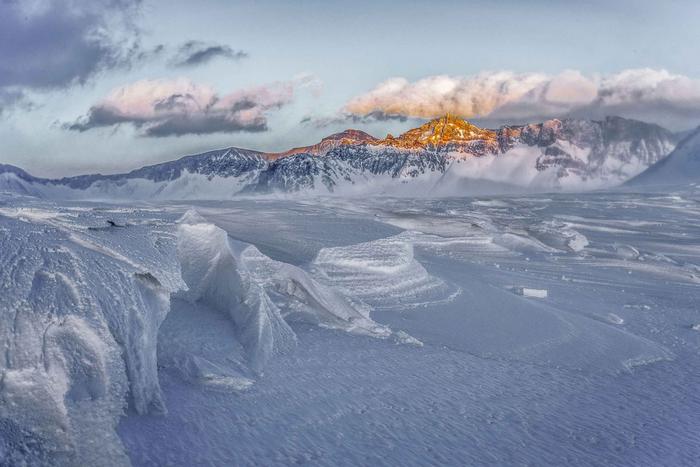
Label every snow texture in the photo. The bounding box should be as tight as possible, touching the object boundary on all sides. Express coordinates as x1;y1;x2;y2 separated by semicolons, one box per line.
2;186;700;466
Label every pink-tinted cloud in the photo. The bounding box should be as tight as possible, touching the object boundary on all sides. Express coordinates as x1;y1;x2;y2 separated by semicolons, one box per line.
67;78;304;136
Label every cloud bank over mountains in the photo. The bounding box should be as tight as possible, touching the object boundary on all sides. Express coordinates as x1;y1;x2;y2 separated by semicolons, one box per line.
69;67;700;139
345;69;700;130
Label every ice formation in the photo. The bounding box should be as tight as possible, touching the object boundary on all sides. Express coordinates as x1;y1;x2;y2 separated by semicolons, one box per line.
240;245;391;337
311;233;454;310
175;212;297;372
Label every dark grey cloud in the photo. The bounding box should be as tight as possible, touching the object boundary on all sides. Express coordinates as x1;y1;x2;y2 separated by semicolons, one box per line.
0;89;28;115
69;104;269;137
0;0;142;89
130;43;167;66
170;41;248;67
359;111;409;123
0;0;145;117
143;114;267;137
67;106;144;130
303;111;409;129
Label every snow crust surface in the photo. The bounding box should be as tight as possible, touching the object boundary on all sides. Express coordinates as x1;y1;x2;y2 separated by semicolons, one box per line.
2;188;700;466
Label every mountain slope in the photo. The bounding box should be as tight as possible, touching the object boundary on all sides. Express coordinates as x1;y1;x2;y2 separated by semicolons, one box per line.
627;127;700;187
0;116;679;199
268;129;379;159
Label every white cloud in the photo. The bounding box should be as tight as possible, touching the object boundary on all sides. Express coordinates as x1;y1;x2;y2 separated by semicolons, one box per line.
345;69;700;129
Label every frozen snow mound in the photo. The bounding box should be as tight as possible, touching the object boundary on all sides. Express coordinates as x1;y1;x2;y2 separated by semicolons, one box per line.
0;208;179;465
176;211;297;372
240;245;391;337
527;220;589;253
177;208;209;225
311;232;455;310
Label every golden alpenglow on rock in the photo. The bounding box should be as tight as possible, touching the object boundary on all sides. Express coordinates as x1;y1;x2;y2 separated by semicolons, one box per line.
372;115;500;153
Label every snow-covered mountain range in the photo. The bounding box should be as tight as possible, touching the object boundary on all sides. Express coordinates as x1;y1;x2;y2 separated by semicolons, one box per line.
0;116;680;199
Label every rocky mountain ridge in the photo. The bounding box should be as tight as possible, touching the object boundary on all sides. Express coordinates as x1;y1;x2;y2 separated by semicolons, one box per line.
0;116;680;198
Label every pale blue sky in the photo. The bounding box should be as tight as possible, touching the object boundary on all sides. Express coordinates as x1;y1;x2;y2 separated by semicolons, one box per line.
2;0;699;176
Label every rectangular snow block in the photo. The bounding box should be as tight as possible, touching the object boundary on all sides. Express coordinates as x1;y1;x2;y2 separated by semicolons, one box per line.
515;287;548;298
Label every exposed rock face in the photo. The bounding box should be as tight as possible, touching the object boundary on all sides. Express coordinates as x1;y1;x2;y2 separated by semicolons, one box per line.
512;117;677;181
371;115;500;154
269;129;379;159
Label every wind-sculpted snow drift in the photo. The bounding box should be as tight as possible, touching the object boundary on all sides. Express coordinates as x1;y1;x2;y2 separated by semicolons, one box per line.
175;211;297;372
0;207;178;465
0;204;411;464
312;232;460;310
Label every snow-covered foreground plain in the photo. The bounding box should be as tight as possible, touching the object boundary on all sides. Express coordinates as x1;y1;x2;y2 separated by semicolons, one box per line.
2;189;700;465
